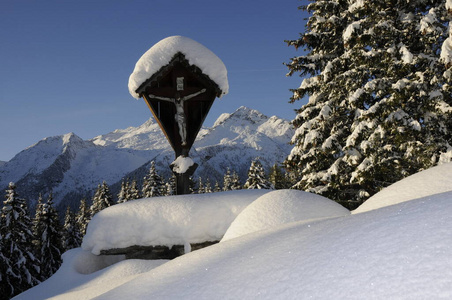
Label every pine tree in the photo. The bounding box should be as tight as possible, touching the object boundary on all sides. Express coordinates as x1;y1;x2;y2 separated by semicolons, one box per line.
75;198;90;237
197;177;205;194
285;0;452;207
214;181;222;193
204;178;212;193
117;179;128;204
0;183;40;298
62;206;81;251
90;181;114;218
231;171;242;190
129;179;141;200
243;159;273;189
269;164;286;189
33;192;64;280
223;168;233;191
142;161;164;198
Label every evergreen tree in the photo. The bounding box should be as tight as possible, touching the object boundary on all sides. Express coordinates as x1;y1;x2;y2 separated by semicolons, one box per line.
197;177;205;194
62;206;81;251
142;161;164;197
223;168;233;191
230;171;242;190
0;183;40;298
269;164;286;189
117;179;128;204
204;178;212;193
0;182;39;297
285;0;452;207
33;192;64;280
129;179;141;200
243;159;273;189
90;181;114;218
214;181;222;193
76;198;90;237
165;175;176;196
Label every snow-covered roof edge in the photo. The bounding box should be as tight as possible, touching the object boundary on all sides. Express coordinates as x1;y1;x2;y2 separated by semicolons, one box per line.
128;36;229;99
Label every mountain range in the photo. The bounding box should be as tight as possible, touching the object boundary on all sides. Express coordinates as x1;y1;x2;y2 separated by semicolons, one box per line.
0;106;294;211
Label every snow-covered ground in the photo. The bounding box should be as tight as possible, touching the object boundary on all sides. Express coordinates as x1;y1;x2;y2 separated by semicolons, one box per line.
15;163;452;299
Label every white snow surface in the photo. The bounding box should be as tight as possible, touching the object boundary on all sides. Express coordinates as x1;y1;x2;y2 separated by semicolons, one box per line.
353;162;452;213
221;189;350;242
171;156;194;174
128;36;228;99
82;190;270;255
16;164;452;299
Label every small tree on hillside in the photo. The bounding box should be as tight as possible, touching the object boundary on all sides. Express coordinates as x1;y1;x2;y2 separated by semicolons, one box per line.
1;183;40;298
33;192;64;280
243;159;273;189
62;206;81;251
142;161;164;198
76;198;90;237
90;181;114;218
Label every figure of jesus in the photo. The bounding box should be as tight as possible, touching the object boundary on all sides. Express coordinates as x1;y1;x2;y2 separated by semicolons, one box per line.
148;88;206;146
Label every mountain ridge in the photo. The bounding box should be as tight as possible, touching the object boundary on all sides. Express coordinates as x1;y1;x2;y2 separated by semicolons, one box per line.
0;106;294;210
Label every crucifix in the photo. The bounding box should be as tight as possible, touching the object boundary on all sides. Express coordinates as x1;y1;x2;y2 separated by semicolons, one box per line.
148;88;206;146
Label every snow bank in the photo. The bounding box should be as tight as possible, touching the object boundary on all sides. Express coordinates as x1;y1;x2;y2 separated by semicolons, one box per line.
128;36;229;99
221;189;350;242
15;248;167;300
354;162;452;213
95;191;452;299
82;190;270;255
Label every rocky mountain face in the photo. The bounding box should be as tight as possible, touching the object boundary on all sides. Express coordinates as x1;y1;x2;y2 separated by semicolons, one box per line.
0;107;294;211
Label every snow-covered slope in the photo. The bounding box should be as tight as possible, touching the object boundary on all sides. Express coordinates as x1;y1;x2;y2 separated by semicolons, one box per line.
16;165;452;299
221;189;350;242
0;107;293;209
353;162;452;213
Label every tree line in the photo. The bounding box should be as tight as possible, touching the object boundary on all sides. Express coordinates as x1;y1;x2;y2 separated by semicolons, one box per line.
0;158;288;299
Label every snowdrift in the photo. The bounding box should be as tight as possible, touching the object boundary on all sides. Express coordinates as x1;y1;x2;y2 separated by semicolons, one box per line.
82;190;269;255
354;161;452;213
221;189;350;241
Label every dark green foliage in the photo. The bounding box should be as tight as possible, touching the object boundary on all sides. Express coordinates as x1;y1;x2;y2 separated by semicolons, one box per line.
33;192;64;280
244;159;273;190
1;183;40;298
62;206;81;251
285;0;452;207
90;181;114;218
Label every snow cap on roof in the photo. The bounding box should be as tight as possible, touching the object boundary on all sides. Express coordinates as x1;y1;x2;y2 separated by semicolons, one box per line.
128;36;229;99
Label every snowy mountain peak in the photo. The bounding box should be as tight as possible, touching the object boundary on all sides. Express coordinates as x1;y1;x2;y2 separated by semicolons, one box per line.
0;106;294;209
213;106;268;127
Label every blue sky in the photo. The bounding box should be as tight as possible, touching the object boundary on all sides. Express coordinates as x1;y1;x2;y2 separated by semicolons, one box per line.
0;0;308;161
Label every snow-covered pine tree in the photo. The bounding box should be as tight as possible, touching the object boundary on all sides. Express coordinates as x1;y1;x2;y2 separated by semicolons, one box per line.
269;164;286;189
142;161;165;198
117;179;128;204
90;181;114;218
129;179;141;200
285;0;452;207
75;198;90;237
231;171;242;190
0;183;40;298
197;177;205;194
243;159;273;189
62;206;81;251
204;178;212;193
33;192;64;280
223;168;233;191
214;181;222;193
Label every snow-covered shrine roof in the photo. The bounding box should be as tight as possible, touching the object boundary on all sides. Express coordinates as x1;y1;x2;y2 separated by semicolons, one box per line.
128;36;229;99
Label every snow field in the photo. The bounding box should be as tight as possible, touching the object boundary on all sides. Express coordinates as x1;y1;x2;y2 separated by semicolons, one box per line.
16;163;452;299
